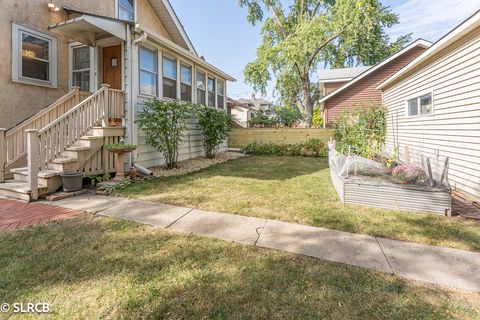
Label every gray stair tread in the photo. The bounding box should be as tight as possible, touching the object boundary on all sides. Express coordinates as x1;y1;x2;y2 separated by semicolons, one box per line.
10;168;62;178
0;181;47;193
66;146;92;151
80;136;104;140
51;158;78;164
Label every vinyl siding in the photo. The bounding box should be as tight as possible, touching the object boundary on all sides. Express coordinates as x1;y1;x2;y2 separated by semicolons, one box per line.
383;27;480;200
324;46;427;125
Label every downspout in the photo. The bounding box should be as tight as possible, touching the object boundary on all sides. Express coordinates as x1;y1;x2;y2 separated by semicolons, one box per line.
129;28;147;166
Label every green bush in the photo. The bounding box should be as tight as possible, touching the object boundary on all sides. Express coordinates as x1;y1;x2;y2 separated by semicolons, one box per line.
136;99;194;169
274;105;303;127
249;111;277;127
311;107;324;128
333;102;386;159
196;105;233;158
244;138;327;157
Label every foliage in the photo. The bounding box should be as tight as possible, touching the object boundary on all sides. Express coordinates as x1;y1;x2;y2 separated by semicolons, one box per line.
311;107;324;128
87;173;111;187
334;103;386;159
136;99;194;169
391;165;426;184
274;105;303;127
244;138;327;157
239;0;411;126
249;111;277;127
196;105;233;158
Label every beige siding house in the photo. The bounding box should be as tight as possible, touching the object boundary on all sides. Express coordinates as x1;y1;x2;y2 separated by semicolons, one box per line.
378;10;480;200
0;0;234;201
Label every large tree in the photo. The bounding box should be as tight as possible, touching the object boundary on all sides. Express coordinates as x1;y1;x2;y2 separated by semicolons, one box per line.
239;0;411;126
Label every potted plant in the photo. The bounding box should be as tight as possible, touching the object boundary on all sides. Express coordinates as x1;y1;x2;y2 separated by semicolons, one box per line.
391;164;425;184
105;143;137;181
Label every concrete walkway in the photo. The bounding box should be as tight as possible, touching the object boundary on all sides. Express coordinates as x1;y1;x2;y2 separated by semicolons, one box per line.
47;194;480;292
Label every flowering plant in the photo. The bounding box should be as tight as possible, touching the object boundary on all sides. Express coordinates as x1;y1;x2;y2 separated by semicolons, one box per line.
391;164;425;184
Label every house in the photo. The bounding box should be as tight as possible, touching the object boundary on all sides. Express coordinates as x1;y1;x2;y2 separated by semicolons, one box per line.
237;95;275;118
319;39;432;126
227;98;255;128
0;0;234;201
377;9;480;201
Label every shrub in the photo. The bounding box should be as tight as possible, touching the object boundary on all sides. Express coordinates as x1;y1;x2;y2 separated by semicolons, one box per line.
136;99;193;169
249;111;277;127
391;164;426;184
196;105;233;158
311;107;324;128
244;139;327;157
274;105;303;127
334;102;386;159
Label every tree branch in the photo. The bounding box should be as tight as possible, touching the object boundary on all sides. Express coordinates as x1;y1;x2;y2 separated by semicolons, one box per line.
307;26;347;67
265;0;287;38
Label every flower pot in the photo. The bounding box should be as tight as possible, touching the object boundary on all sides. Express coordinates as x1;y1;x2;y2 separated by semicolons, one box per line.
60;172;84;192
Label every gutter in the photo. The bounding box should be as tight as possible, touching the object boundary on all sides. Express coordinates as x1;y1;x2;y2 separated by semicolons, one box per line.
135;163;153;176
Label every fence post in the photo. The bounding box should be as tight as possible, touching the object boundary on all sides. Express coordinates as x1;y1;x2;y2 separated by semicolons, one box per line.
101;84;110;127
26;129;39;201
0;128;6;183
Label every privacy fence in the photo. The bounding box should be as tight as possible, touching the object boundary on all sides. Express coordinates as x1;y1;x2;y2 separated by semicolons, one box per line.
228;128;334;149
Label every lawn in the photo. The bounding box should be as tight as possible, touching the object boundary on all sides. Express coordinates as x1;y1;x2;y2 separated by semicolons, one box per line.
117;156;480;252
1;215;479;319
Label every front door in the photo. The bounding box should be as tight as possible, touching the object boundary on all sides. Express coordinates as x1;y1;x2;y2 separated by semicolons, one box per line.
102;45;122;90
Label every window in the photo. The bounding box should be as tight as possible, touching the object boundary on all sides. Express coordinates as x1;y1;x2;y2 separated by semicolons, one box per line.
217;79;225;109
12;23;57;87
163;56;177;99
118;0;135;21
207;76;215;107
72;46;90;92
139;46;157;96
180;64;192;102
407;93;432;117
196;71;206;105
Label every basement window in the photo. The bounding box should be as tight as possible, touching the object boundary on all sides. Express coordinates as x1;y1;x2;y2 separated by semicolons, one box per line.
12;22;57;88
407;93;432;117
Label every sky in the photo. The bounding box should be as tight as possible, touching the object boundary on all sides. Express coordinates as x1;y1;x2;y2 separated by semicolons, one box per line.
170;0;480;102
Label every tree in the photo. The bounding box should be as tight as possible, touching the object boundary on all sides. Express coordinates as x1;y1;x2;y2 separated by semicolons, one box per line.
136;99;193;169
196;106;233;158
239;0;411;127
274;105;302;127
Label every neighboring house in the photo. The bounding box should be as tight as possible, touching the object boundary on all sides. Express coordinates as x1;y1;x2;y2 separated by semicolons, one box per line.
319;39;432;126
237;95;275;118
227;98;255;128
0;0;234;201
378;9;480;201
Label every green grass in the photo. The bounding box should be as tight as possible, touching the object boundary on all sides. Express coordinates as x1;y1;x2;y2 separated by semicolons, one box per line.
117;156;480;252
1;215;479;319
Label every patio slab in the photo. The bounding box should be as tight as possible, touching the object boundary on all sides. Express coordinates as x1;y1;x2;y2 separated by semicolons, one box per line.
168;209;267;245
377;238;480;292
257;220;392;273
99;198;192;228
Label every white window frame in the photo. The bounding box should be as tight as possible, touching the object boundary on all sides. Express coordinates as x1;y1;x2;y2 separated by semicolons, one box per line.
162;53;178;100
179;61;193;102
138;45;158;97
12;22;57;88
216;79;225;109
405;91;434;118
195;68;207;105
116;0;136;22
69;43;95;92
207;75;216;108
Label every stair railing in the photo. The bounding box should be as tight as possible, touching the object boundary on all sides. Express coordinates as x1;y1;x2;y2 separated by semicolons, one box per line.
0;87;86;183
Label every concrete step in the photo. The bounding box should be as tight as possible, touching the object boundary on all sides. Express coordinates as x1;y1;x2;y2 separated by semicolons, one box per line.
0;180;48;202
89;126;125;137
12;168;62;186
50;158;78;172
76;136;104;148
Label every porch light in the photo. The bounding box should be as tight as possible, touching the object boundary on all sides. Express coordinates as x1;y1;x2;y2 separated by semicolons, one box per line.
47;0;60;12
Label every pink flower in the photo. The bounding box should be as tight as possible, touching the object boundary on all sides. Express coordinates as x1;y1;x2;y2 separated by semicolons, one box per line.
392;164;425;183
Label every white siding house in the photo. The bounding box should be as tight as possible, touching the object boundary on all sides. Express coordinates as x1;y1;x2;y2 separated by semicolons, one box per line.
378;10;480;200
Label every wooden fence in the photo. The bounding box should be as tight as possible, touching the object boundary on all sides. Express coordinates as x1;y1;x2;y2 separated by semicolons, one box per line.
228;128;334;149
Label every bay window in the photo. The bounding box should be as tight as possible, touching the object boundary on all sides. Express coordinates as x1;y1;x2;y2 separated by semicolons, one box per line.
139;46;157;96
217;79;225;109
207;76;215;107
163;56;177;99
180;64;192;102
12;22;57;87
196;71;206;105
407;93;432;117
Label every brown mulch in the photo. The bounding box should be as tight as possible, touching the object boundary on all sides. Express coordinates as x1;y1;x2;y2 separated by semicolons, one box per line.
151;152;246;178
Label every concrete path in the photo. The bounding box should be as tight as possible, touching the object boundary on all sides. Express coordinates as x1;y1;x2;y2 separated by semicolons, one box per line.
48;194;480;292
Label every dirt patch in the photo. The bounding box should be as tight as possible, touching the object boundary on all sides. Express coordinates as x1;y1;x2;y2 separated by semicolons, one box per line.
151;152;246;178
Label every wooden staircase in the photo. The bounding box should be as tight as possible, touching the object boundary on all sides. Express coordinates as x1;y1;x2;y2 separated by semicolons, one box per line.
0;85;125;202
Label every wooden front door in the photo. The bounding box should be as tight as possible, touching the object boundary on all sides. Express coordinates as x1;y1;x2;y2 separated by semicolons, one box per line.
102;45;122;90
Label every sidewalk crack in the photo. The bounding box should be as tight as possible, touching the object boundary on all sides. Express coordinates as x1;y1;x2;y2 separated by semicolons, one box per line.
165;208;194;229
376;237;394;274
254;220;268;248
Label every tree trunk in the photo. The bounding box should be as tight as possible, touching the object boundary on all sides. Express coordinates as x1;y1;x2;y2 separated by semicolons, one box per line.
301;77;314;128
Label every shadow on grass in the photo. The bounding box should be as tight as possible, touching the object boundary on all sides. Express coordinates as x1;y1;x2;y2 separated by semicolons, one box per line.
0;215;477;319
